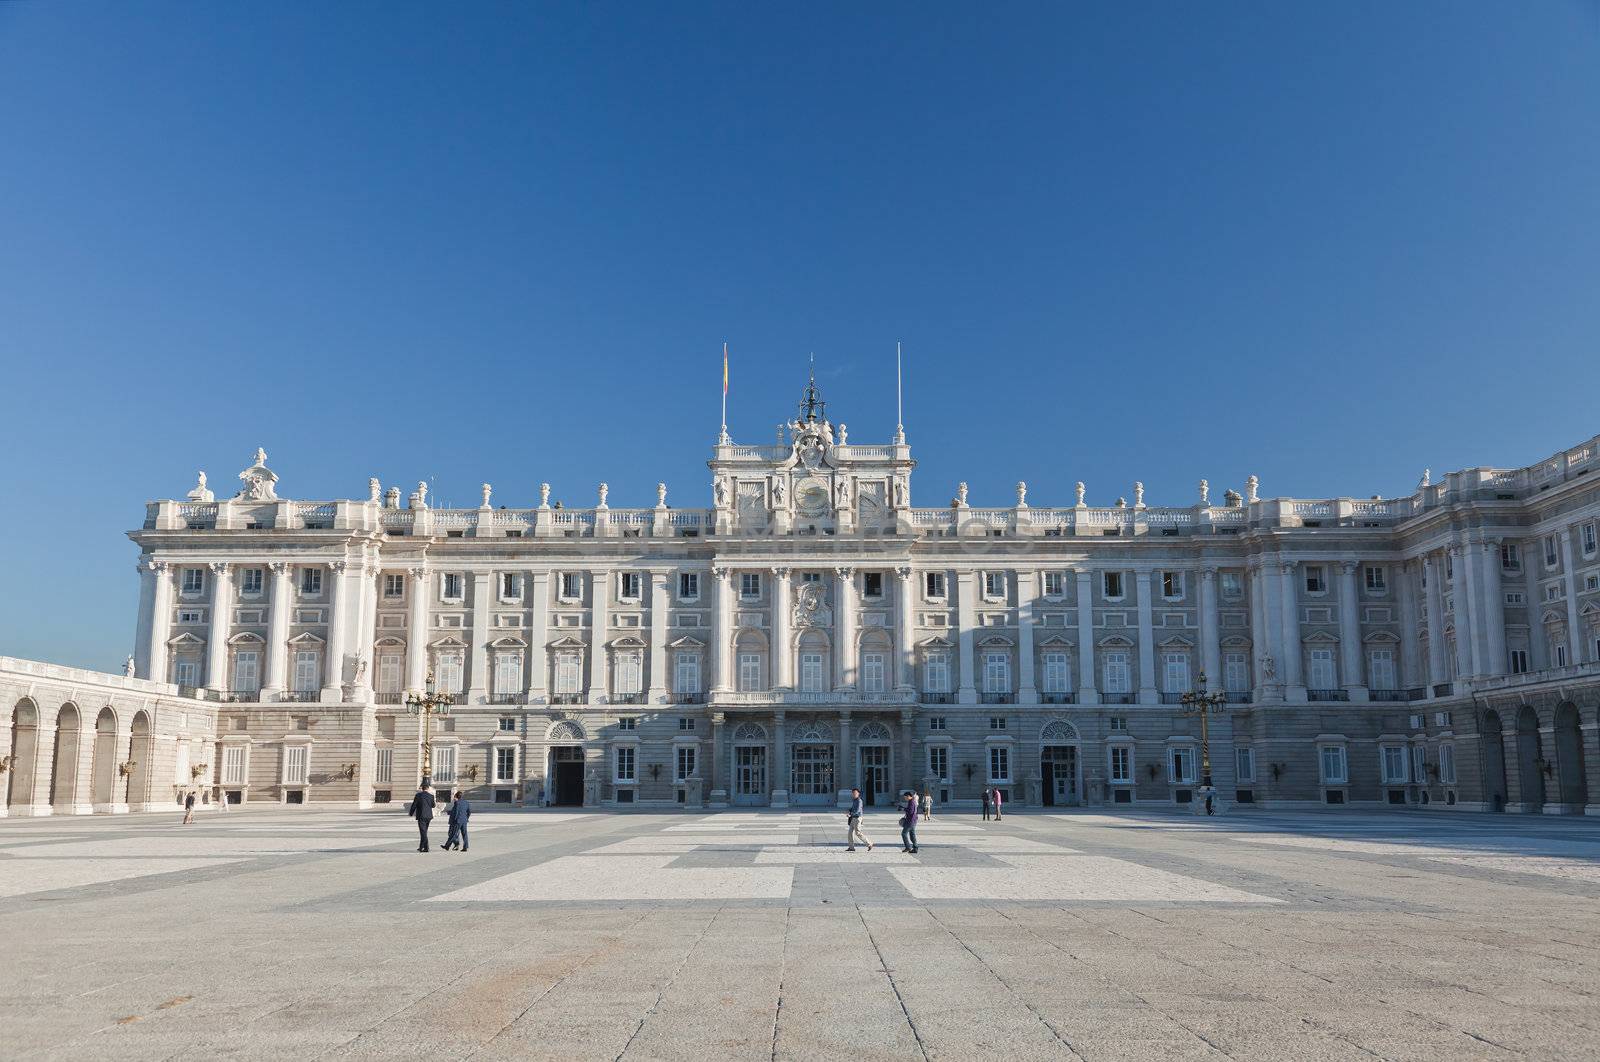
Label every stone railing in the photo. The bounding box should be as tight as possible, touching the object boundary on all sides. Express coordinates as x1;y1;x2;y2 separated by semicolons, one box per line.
1466;660;1600;696
835;445;896;460
0;656;182;698
715;689;918;707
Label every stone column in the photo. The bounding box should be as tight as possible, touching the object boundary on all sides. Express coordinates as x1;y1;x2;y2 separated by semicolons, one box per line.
1423;554;1448;690
1337;561;1366;700
648;571;669;702
771;710;788;806
1017;570;1038;702
1249;559;1271;697
709;711;727;806
205;562;232;691
147;562;176;684
262;562;294;697
1560;529;1584;663
900;709;916;797
353;563;379;698
1135;568;1157;705
1278;562;1305;699
405;566;429;692
711;567;733;692
1479;537;1507;675
133;560;158;679
894;566;915;690
588;569;610;702
837;710;853;805
1075;569;1097;705
771;567;793;689
1396;560;1422;690
1200;567;1222;690
835;567;857;689
1524;546;1548;671
322;560;350;701
957;571;978;705
1454;539;1482;678
467;571;491;704
528;571;550;700
1448;545;1474;680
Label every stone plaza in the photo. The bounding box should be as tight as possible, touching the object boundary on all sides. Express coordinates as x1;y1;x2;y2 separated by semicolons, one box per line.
3;805;1599;1060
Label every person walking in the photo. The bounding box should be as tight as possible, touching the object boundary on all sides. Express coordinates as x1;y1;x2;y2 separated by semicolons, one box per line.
215;785;228;812
919;788;933;821
846;787;874;852
900;790;920;854
992;786;1004;821
444;789;471;851
982;786;992;821
181;790;196;825
408;780;436;852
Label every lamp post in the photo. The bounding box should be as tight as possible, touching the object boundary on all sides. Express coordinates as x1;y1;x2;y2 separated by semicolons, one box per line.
404;670;454;788
1178;671;1228;815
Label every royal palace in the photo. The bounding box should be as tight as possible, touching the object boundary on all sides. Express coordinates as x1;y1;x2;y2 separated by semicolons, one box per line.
5;381;1600;816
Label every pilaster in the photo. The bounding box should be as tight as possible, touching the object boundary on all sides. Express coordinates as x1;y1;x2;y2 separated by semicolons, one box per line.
957;570;978;705
205;562;232;691
1075;568;1098;705
647;571;670;702
1337;561;1367;701
1135;568;1157;705
1017;570;1037;702
1200;566;1222;690
322;560;350;701
467;570;491;704
262;562;293;697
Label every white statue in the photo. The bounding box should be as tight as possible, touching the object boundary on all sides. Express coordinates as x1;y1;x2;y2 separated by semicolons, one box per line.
1116;497;1127;509
714;478;728;508
1134;481;1145;508
481;483;492;508
892;478;906;508
385;486;400;509
771;478;785;507
1198;479;1209;505
235;447;278;501
1419;468;1431;489
838;423;848;445
1075;481;1086;507
254;447;268;467
368;477;381;504
596;482;608;508
776;424;785;446
656;482;668;508
1246;475;1259;503
123;655;136;677
186;471;213;503
539;482;551;508
835;478;850;508
956;481;969;507
1016;481;1028;508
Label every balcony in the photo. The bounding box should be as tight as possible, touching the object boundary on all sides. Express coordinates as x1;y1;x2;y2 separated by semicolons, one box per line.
1224;691;1252;704
223;689;261;703
1368;689;1412;703
1039;692;1076;705
375;691;404;704
920;691;954;704
716;689;918;707
612;692;647;705
1103;693;1135;705
1159;692;1185;705
550;692;585;705
489;692;525;705
673;691;707;704
1307;689;1350;702
980;691;1016;705
280;691;320;703
1432;682;1455;697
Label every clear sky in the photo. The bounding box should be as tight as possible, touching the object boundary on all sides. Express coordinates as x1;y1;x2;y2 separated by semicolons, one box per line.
1;1;1596;670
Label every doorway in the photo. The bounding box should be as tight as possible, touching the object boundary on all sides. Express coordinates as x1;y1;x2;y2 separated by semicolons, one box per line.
1515;705;1545;813
734;745;768;805
859;745;889;805
790;744;835;805
1482;710;1507;811
550;746;584;806
1041;745;1078;806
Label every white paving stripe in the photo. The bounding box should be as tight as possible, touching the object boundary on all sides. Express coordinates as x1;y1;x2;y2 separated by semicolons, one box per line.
889;855;1284;902
1426;856;1600;883
6;836;411;858
425;855;795;901
0;857;244;898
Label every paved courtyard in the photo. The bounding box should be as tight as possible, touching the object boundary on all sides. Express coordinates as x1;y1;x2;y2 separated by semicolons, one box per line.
3;807;1600;1061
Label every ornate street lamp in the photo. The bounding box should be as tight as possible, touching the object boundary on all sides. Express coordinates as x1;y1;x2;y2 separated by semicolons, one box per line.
1178;671;1229;815
404;670;453;788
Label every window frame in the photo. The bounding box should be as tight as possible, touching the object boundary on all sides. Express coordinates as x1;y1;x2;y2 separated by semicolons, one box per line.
924;571;947;599
1319;744;1349;785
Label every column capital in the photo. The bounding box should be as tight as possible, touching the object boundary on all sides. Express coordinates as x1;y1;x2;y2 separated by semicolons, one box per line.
1338;560;1359;575
1278;560;1298;575
771;566;792;578
711;712;726;727
145;559;169;575
899;709;915;725
331;560;349;574
834;566;856;579
208;561;230;575
838;710;852;722
408;566;428;581
773;710;786;725
268;561;292;575
1201;565;1218;579
895;565;913;580
712;566;731;580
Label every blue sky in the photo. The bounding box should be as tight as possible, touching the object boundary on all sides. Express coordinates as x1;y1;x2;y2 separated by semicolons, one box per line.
1;2;1596;669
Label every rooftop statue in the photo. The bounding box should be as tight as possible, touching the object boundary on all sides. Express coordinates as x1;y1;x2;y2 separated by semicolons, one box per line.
235;448;278;501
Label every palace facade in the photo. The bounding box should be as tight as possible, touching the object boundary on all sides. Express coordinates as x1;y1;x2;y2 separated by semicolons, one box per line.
5;381;1600;815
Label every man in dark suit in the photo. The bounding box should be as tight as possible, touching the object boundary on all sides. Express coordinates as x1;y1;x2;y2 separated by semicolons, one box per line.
444;789;471;851
408;780;436;851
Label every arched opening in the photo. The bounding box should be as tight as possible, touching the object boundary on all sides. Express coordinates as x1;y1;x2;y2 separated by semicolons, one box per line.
1040;719;1081;807
731;721;769;806
856;721;892;805
858;631;893;695
7;700;40;811
91;706;118;807
50;703;81;810
126;711;153;810
1554;702;1588;809
1515;705;1545;813
796;630;831;695
733;630;768;693
544;720;586;807
1481;710;1507;812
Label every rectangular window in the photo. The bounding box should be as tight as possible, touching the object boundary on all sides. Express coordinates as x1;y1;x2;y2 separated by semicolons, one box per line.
983;571;1005;598
982;652;1010;693
300;568;322;596
1584;523;1598;556
678;572;700;600
1220;572;1243;598
618;716;638;731
1109;715;1128;732
435;653;464;694
675;746;696;781
923;652;950;693
1162;652;1190;694
740;572;761;600
495;746;516;782
498;716;516;732
383;573;404;598
924;571;946;598
1161;571;1184;599
861;652;886;693
174;659;200;687
1308;648;1336;689
1235;747;1255;782
619;572;641;600
928;746;950;781
1320;745;1348;785
614;653;642;695
1554;642;1568;668
1364;566;1387;592
233;651;260;693
1545;535;1559;567
678;716;695;731
801;572;821;584
1109;745;1132;783
1509;648;1529;675
800;652;826;692
1102;571;1124;599
989;746;1011;782
989;716;1007;730
1439;743;1457;785
1043;571;1065;597
555;653;582;695
222;745;247;784
1367;648;1396;690
1381;745;1408;784
181;567;204;595
377;653;402;694
500;572;522;600
615;746;636;782
432;744;456;784
440;572;462;601
284;745;308;785
560;572;582;600
862;572;884;598
738;652;762;691
1168;747;1195;784
494;653;522;694
292;651;318;693
1304;566;1326;593
674;652;701;695
1223;652;1249;692
1102;651;1130;694
1411;745;1427;787
241;568;264;595
1041;651;1070;693
375;747;393;784
1501;543;1520;571
928;716;947;731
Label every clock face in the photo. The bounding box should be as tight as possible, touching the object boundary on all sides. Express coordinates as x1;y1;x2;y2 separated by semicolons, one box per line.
796;480;829;516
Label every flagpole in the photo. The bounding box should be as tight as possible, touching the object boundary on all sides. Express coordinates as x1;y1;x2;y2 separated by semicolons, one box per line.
894;341;905;444
719;341;729;443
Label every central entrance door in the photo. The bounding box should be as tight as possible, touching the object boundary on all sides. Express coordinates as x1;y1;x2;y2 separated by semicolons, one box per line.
1041;745;1078;806
734;746;768;806
551;746;584;806
859;746;890;806
790;744;835;805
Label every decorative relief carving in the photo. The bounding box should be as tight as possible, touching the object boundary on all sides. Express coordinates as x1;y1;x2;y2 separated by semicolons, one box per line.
792;582;833;628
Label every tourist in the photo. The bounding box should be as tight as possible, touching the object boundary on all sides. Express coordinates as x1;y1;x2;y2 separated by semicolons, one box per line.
982;786;992;821
408;780;436;852
181;789;196;825
846;787;873;852
444;789;471;851
215;785;228;812
900;789;919;854
919;789;933;821
993;787;1004;821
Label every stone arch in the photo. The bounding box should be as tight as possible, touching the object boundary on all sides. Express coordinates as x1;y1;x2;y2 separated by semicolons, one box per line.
126;710;154;809
546;719;586;743
1515;704;1545;813
91;705;118;807
1040;718;1081;743
50;702;81;810
1554;701;1587;809
792;720;831;743
1480;709;1508;812
6;698;40;810
732;721;767;743
857;721;892;743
